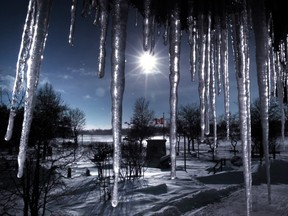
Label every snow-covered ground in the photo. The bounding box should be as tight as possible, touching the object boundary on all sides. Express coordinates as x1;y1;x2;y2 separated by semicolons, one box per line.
2;139;288;215
46;139;288;216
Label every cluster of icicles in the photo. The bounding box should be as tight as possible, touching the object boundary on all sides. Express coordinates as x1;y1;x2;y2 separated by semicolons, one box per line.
4;0;288;214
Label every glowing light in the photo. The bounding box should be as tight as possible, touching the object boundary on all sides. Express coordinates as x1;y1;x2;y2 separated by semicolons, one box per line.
139;52;157;74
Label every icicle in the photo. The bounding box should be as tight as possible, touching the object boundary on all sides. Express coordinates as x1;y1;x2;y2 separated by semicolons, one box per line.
236;61;252;216
163;19;168;46
93;4;100;26
81;0;90;18
286;36;288;69
88;1;94;15
18;0;53;178
286;35;288;62
169;4;181;180
110;0;128;207
5;110;16;141
135;9;138;27
280;84;285;152
5;0;35;141
245;9;252;216
269;21;277;97
285;68;288;151
215;15;222;95
221;12;230;140
251;0;271;205
157;23;161;36
91;0;97;8
97;0;109;78
210;30;217;149
69;0;77;46
276;51;286;152
197;13;206;141
204;12;211;135
272;51;277;97
279;42;286;63
267;14;273;103
267;43;272;104
231;2;252;214
187;5;197;81
143;0;151;51
150;15;155;54
245;4;252;198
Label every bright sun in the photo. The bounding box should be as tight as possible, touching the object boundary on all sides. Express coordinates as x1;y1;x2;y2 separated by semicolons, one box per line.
139;52;157;74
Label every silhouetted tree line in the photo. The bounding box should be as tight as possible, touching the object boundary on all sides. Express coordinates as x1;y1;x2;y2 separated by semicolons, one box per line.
0;83;85;216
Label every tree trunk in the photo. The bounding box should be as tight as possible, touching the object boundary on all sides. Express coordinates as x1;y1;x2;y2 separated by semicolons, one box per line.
22;164;30;216
42;140;47;160
23;191;29;216
74;131;78;145
191;138;195;151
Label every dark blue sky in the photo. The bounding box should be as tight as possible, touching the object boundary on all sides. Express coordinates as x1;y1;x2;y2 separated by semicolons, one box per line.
0;0;259;129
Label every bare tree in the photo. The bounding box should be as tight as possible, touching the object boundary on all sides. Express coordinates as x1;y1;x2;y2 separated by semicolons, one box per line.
0;83;76;216
127;97;155;145
29;83;68;159
177;104;201;152
0;148;75;216
68;108;86;145
251;98;282;158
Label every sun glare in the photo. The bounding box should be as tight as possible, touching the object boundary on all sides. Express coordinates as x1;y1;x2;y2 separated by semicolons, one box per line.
139;52;157;74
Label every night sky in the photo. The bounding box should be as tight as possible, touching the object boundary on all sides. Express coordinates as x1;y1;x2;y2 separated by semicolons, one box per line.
0;0;259;129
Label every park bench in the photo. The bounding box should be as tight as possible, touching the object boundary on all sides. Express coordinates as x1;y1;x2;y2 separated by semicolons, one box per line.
208;158;226;174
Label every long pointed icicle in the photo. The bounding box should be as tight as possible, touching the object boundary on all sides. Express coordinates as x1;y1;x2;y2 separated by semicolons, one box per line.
69;0;77;46
110;0;128;207
276;51;285;151
204;12;211;135
163;19;168;46
269;23;277;97
279;78;285;154
188;3;197;82
210;30;217;149
5;0;35;141
198;12;206;141
143;0;151;51
221;9;230;140
135;9;138;27
18;0;53;178
150;15;156;54
93;3;100;26
267;14;273;105
279;42;286;150
245;6;252;206
251;0;271;204
231;3;252;214
282;77;286;150
81;0;90;17
215;12;222;95
97;0;109;78
169;4;181;180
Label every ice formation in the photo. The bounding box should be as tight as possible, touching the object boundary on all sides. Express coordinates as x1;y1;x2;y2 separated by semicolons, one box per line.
6;0;288;214
109;0;128;207
68;0;77;46
251;0;271;204
230;1;252;213
6;0;52;178
5;0;35;141
168;3;181;179
97;0;109;78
